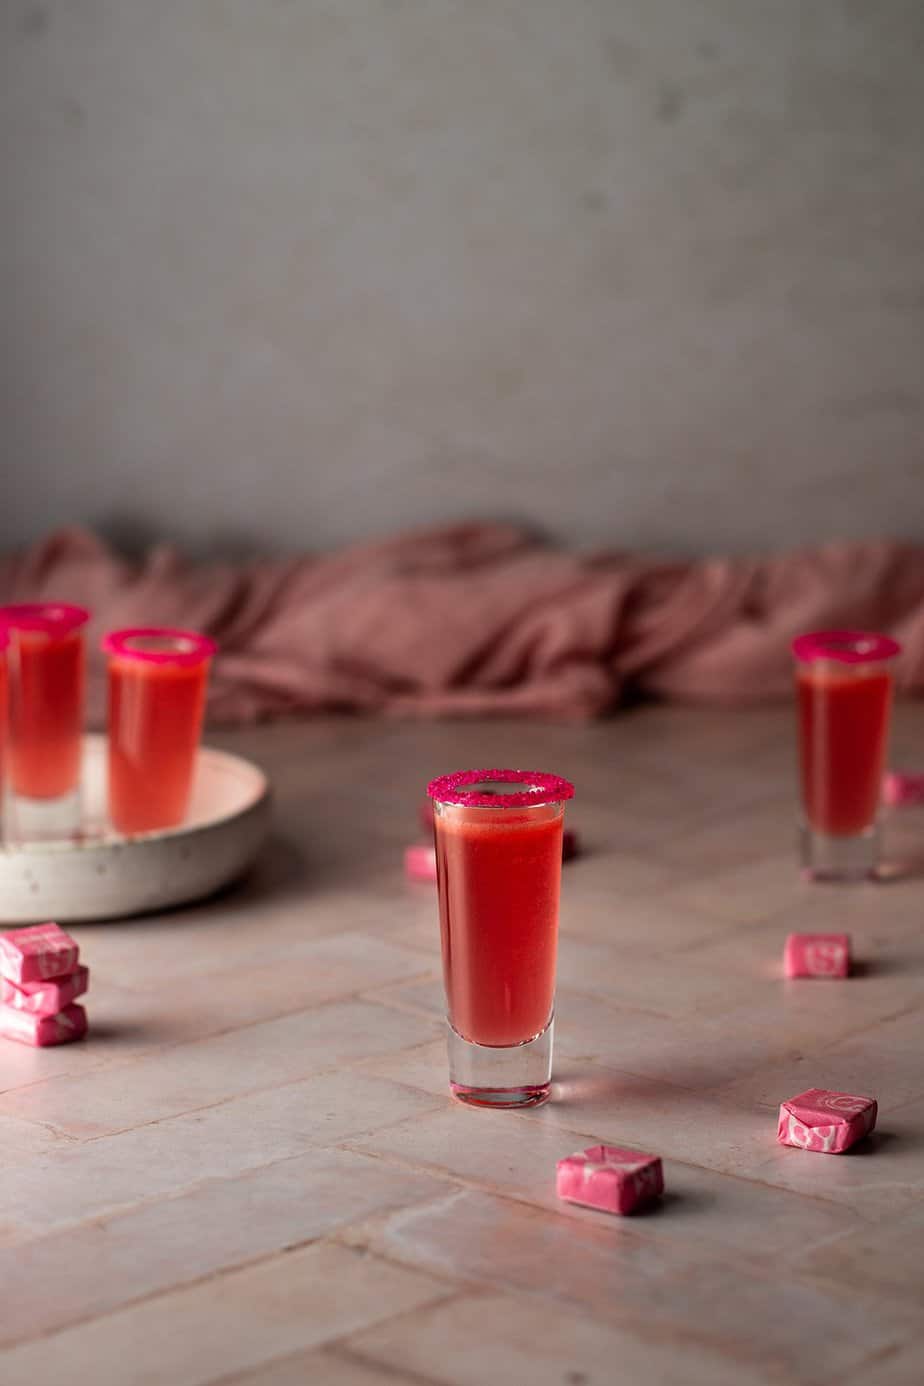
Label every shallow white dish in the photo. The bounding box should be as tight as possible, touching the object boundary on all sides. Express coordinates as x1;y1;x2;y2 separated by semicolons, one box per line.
0;736;271;923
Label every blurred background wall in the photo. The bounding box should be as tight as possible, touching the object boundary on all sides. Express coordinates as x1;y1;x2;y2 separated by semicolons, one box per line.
3;0;923;558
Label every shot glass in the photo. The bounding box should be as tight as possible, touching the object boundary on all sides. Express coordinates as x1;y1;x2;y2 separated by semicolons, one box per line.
0;624;8;836
793;629;901;880
1;603;89;841
103;627;217;835
427;768;575;1108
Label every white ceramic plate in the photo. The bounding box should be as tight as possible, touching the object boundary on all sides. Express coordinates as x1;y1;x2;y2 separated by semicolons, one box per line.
0;736;271;923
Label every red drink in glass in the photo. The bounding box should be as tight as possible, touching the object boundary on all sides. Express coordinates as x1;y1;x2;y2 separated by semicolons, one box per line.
797;668;892;835
103;628;216;835
0;604;89;840
11;629;85;798
793;630;900;880
428;769;574;1108
0;627;7;831
436;805;562;1046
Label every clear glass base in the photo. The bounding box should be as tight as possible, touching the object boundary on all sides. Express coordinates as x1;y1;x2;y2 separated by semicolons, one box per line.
800;821;879;882
4;789;81;845
447;1016;553;1108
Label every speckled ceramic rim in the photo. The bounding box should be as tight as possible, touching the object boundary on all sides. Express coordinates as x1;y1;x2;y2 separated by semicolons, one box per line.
427;768;575;809
0;603;90;637
102;627;218;667
792;629;901;665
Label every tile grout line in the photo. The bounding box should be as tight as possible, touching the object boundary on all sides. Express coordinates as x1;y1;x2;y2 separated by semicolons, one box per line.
0;1121;455;1258
330;1182;915;1379
0;1213;461;1353
333;1305;806;1386
331;1198;837;1386
0;975;442;1103
333;1130;889;1227
322;1326;470;1386
0;1030;446;1145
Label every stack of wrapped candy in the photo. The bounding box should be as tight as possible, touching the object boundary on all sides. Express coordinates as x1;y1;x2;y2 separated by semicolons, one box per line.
0;923;89;1047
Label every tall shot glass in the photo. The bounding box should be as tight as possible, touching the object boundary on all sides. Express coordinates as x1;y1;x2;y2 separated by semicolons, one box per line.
103;627;217;835
0;603;89;841
793;630;901;881
0;624;8;839
427;769;574;1109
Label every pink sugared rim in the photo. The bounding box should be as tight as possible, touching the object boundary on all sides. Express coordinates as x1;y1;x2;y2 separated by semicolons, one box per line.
102;627;218;667
0;603;89;637
427;768;575;808
792;629;901;665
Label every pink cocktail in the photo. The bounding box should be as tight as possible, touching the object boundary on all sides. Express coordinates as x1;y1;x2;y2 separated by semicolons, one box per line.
428;768;574;1108
0;625;8;836
793;630;900;880
1;604;89;839
103;628;217;835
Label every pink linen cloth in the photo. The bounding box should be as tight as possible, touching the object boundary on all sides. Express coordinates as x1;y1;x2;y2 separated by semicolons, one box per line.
2;525;923;724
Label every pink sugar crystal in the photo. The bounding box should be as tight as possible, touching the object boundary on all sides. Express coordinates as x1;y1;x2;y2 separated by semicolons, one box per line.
0;1003;88;1048
1;965;89;1017
882;771;924;807
777;1089;877;1154
784;933;850;979
405;845;438;882
427;768;574;810
0;923;79;986
556;1145;664;1215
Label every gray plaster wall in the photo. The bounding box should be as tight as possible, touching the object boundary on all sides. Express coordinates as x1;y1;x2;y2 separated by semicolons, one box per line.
3;0;923;557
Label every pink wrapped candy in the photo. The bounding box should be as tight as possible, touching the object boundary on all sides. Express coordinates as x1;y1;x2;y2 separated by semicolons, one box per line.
556;1145;664;1215
1;965;90;1017
405;845;438;882
882;771;924;808
778;1089;877;1154
0;923;79;986
784;933;850;979
0;1003;88;1048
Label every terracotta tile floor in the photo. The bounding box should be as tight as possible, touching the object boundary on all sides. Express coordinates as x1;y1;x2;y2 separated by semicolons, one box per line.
1;703;923;1385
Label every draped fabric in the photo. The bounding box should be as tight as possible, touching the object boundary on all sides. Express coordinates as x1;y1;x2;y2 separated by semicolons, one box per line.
3;526;923;723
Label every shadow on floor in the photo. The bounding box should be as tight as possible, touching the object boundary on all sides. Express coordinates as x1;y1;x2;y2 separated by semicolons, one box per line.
550;1067;675;1106
877;853;924;883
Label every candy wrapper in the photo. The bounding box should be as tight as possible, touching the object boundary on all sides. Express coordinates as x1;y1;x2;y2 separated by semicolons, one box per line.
557;1145;663;1215
405;845;438;882
784;934;850;979
0;1003;88;1048
882;771;924;807
1;965;90;1017
777;1089;877;1154
0;923;80;986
